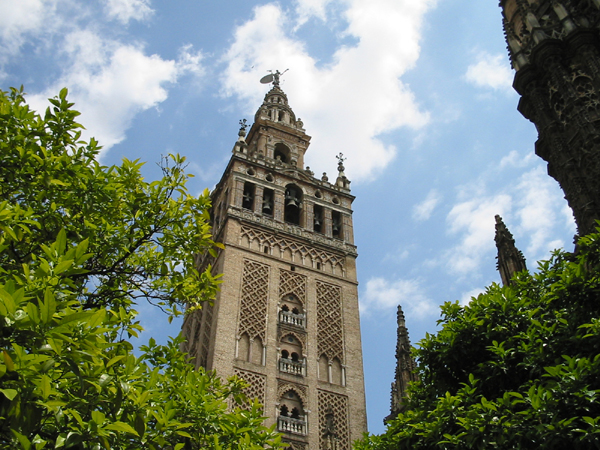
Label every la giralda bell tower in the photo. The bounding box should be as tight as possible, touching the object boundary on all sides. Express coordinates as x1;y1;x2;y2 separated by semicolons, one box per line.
182;74;368;450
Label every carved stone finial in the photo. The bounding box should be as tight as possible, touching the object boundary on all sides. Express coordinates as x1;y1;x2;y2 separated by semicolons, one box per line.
238;119;248;141
494;214;527;286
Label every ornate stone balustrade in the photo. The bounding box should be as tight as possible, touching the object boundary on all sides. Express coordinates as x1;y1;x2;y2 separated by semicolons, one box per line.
279;310;305;328
279;357;305;376
278;415;307;435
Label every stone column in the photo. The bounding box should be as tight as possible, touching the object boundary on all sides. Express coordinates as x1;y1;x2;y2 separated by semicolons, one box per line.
254;185;264;215
324;208;333;238
234;179;245;208
274;190;285;222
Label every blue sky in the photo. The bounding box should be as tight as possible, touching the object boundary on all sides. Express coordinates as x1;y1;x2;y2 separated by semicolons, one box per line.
1;0;577;434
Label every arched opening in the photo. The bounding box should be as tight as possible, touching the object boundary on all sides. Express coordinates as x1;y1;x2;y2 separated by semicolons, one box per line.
318;355;329;382
331;357;343;385
274;143;291;164
242;182;255;210
278;390;306;435
237;333;250;362
262;188;274;216
284;184;302;225
279;294;305;328
251;336;263;365
332;210;342;239
279;333;304;376
313;204;323;233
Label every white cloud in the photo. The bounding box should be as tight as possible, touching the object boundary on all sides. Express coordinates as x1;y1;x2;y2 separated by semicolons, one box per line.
360;276;436;319
459;287;484;306
499;149;535;169
413;189;441;221
445;194;512;276
103;0;154;23
465;52;513;91
220;0;435;181
28;30;204;152
0;0;64;60
295;0;334;25
443;160;576;278
514;166;568;257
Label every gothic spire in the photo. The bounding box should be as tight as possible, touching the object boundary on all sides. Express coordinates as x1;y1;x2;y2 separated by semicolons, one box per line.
495;215;527;286
386;304;417;423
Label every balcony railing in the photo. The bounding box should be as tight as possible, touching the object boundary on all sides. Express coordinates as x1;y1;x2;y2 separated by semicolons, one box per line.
279;357;305;376
279;310;305;328
278;415;307;435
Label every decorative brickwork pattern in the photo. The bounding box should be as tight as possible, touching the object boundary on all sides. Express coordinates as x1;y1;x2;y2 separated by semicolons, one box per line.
277;380;308;406
318;389;349;450
238;259;270;342
240;224;345;273
279;269;307;305
233;368;266;411
316;281;344;363
277;328;307;350
283;440;307;450
196;302;213;368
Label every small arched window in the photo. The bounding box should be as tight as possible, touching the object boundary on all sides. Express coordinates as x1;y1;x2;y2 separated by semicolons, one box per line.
332;210;342;239
284;184;302;225
274;143;290;164
262;188;274;216
313;204;323;233
242;182;255;210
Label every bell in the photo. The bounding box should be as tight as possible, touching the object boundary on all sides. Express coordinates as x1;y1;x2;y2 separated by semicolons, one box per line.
243;192;253;203
262;201;272;212
314;217;321;226
332;221;340;232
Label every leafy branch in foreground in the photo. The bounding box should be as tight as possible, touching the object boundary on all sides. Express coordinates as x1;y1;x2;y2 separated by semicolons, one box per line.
358;228;600;450
0;87;281;449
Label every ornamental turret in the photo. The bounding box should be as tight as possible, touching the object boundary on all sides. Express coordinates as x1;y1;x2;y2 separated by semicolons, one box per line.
386;305;417;423
500;0;600;236
494;215;527;286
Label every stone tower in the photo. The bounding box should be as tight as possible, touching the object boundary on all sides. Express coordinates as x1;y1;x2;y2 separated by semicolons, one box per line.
500;0;600;236
182;79;367;450
494;215;527;286
385;305;417;423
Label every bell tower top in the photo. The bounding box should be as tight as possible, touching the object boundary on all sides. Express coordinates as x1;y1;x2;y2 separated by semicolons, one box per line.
234;77;312;170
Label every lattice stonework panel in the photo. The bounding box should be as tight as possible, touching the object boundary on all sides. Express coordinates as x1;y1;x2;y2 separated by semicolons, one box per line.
279;269;307;304
233;368;266;411
238;259;270;342
198;302;214;369
316;281;344;363
318;389;350;450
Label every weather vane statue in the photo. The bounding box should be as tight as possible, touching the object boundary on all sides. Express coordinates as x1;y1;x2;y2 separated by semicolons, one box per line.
260;69;289;87
336;152;346;173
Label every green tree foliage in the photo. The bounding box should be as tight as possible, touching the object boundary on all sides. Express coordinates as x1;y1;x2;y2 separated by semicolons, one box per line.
0;87;282;449
358;230;600;450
